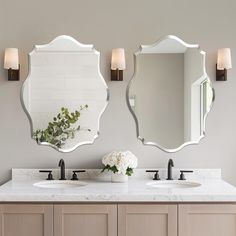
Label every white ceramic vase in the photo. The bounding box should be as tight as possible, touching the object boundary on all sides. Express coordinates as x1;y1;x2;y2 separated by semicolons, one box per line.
111;173;128;183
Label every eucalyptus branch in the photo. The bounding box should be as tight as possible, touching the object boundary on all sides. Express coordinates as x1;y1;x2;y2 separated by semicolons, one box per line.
33;106;90;148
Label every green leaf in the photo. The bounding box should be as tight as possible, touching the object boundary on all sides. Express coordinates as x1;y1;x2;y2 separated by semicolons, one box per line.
126;167;133;176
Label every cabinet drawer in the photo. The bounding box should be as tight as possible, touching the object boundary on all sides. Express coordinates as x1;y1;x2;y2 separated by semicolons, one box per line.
0;204;53;236
179;204;236;236
118;204;177;236
54;204;117;236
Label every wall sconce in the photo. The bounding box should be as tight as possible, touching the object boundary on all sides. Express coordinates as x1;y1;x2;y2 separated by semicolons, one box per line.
111;48;126;81
4;48;20;81
216;48;232;81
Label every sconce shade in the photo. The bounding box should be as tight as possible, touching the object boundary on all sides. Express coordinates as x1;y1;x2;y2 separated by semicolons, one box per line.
217;48;232;70
111;48;126;70
4;48;19;70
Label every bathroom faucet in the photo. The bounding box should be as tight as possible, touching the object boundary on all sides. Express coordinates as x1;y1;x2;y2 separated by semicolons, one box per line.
58;159;66;180
167;159;174;180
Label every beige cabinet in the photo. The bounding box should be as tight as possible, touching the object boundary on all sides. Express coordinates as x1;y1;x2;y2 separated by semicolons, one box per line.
118;204;177;236
179;204;236;236
54;204;117;236
0;204;53;236
0;203;236;236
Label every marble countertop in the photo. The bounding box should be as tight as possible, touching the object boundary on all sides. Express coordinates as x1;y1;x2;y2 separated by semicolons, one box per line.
0;168;235;202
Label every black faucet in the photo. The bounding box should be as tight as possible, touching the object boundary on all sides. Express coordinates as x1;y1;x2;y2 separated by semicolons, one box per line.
167;159;174;180
58;159;66;180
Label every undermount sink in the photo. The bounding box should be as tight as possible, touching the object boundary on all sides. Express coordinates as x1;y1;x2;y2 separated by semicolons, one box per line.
146;180;201;189
33;180;87;189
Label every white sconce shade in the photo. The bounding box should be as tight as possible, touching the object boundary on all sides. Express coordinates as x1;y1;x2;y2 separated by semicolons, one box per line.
217;48;232;70
4;48;19;70
111;48;126;70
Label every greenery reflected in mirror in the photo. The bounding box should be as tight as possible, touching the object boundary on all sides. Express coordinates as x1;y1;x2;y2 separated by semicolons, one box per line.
33;106;90;149
21;35;108;153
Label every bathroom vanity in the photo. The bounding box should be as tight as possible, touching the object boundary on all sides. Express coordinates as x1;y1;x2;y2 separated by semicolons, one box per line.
1;203;236;236
3;35;229;236
0;168;236;236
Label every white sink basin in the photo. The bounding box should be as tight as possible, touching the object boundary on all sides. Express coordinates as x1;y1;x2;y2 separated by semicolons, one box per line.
147;180;201;189
33;180;87;189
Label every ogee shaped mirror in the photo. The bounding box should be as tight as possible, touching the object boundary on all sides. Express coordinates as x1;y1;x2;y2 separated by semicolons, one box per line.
127;35;214;152
21;35;108;153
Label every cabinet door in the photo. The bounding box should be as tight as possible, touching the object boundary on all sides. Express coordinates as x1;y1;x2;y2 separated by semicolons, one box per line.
179;204;236;236
0;204;53;236
54;204;117;236
118;204;177;236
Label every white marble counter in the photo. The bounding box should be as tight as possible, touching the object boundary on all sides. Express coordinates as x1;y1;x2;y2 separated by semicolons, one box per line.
0;169;235;202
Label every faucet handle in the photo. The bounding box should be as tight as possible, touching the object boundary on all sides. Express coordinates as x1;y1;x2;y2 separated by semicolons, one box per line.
39;170;54;180
146;170;161;180
71;170;86;181
178;170;193;180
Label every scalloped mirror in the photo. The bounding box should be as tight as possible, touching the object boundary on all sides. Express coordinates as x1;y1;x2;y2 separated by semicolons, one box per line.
21;35;108;153
127;35;214;152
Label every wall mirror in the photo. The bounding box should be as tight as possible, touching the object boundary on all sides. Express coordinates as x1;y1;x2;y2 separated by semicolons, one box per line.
21;35;109;153
127;35;214;152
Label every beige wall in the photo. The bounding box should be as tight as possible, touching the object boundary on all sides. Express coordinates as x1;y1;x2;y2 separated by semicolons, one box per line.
0;0;236;185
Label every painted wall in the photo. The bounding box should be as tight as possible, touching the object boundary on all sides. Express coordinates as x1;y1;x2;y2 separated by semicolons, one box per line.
0;0;236;185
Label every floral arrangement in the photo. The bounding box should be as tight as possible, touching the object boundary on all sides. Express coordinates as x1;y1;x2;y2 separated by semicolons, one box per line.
102;151;138;176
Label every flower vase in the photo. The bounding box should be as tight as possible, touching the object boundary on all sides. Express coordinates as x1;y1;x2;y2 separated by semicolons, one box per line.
111;173;128;183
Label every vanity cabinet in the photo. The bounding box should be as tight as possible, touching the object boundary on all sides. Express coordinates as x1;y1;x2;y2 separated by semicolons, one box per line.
54;204;117;236
0;203;236;236
179;204;236;236
118;204;177;236
0;204;53;236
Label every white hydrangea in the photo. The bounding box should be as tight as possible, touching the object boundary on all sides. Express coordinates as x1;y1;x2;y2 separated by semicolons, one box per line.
102;151;138;175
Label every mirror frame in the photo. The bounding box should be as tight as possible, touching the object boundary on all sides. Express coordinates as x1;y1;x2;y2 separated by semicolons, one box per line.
126;35;215;153
21;35;109;153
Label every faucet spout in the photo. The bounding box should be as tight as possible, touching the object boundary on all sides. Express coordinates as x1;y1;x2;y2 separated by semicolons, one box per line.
167;159;174;180
58;159;66;180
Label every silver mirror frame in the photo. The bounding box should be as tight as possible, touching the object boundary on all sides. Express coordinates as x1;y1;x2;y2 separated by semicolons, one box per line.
126;35;215;153
21;35;109;153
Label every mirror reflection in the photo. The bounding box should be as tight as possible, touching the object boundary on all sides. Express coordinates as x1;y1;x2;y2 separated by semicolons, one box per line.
21;35;108;153
127;35;214;152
